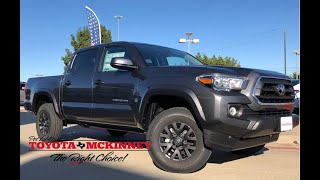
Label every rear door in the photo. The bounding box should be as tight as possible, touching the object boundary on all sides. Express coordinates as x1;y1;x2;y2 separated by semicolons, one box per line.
61;48;99;121
92;45;137;126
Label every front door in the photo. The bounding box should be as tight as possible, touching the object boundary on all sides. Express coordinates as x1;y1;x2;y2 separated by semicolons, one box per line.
92;46;136;126
61;48;98;121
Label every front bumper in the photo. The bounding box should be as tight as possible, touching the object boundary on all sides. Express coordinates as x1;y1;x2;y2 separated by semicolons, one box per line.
197;90;298;151
203;114;299;152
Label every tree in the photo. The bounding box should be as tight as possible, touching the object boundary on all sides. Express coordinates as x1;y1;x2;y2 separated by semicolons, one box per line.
291;72;300;79
195;53;240;67
61;25;112;69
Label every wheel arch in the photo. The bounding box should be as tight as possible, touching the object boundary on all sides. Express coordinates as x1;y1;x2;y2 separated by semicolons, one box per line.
32;90;59;115
139;85;206;130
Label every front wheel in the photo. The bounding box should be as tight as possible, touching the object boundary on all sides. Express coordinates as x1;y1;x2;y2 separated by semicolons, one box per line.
231;144;265;155
147;107;211;173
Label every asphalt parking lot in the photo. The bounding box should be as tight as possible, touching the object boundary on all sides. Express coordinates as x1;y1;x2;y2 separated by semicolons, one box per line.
20;107;300;180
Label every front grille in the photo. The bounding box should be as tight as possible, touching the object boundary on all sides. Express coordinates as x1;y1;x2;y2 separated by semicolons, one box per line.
254;77;295;104
242;105;291;117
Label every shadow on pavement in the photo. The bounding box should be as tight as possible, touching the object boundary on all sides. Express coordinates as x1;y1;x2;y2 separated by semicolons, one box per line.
20;156;156;180
208;147;269;164
20;108;270;166
20;111;36;126
20;144;30;156
60;125;146;142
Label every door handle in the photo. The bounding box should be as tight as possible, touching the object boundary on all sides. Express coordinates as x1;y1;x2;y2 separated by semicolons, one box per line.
65;80;72;86
93;79;104;86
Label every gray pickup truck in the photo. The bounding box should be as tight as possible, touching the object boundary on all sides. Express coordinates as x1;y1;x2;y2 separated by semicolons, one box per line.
24;42;299;173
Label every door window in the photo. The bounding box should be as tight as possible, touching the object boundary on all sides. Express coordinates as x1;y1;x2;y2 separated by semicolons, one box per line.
101;47;130;72
71;49;98;73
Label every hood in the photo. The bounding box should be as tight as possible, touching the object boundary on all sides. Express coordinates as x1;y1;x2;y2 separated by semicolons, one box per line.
142;65;289;79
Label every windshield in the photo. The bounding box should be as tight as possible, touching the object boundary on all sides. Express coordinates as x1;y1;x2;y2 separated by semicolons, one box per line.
135;44;203;66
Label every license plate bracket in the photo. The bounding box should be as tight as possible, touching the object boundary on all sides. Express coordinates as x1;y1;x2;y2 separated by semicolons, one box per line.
280;116;293;132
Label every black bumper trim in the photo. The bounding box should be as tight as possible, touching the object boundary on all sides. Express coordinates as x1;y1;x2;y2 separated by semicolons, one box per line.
203;129;279;152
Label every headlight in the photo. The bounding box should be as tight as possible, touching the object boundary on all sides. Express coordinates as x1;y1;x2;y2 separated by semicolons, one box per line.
197;74;248;91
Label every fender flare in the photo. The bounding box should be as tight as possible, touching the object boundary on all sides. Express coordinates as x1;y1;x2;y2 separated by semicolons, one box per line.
139;84;206;127
32;90;59;114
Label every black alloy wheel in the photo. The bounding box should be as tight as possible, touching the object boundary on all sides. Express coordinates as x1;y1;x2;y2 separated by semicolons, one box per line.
159;122;197;161
39;111;50;135
147;107;212;173
36;103;63;142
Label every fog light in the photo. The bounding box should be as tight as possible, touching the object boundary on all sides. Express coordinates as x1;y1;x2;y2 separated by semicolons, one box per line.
229;107;237;116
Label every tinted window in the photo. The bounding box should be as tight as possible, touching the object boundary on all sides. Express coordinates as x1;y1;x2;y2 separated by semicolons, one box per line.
72;49;98;73
101;47;130;72
135;44;203;66
167;57;189;66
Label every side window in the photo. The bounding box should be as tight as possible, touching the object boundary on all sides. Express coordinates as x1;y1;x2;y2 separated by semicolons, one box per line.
71;49;98;73
166;57;188;66
102;47;129;72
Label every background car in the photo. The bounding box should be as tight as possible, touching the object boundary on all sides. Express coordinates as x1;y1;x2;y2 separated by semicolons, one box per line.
291;80;299;114
20;82;26;105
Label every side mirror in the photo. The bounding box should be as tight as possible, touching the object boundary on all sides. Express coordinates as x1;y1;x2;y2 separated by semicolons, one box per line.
110;57;137;71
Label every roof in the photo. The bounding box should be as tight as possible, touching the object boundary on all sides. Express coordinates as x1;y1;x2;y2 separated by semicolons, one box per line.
74;41;179;53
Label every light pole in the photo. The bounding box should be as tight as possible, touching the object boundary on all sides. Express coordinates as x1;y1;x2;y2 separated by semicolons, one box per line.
179;32;200;53
114;15;123;41
284;29;287;75
293;50;300;79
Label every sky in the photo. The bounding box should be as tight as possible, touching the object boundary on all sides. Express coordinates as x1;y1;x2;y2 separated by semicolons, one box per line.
20;0;299;82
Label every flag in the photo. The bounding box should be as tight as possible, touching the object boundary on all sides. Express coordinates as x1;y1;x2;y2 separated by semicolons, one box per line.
85;6;101;46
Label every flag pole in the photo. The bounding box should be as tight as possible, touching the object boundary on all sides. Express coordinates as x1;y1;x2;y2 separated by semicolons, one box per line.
85;6;102;45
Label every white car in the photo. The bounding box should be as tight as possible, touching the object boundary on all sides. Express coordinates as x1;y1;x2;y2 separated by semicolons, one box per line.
292;80;299;114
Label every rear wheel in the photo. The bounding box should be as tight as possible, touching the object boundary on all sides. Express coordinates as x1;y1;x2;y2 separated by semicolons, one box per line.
36;103;63;142
107;129;127;137
147;107;211;173
231;144;265;155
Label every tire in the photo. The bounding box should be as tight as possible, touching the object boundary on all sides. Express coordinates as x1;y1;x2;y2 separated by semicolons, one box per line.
147;107;212;173
36;103;63;142
108;129;127;137
231;144;265;155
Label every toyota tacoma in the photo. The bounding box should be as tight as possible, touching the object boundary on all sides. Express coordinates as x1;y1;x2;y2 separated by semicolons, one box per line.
24;42;299;173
